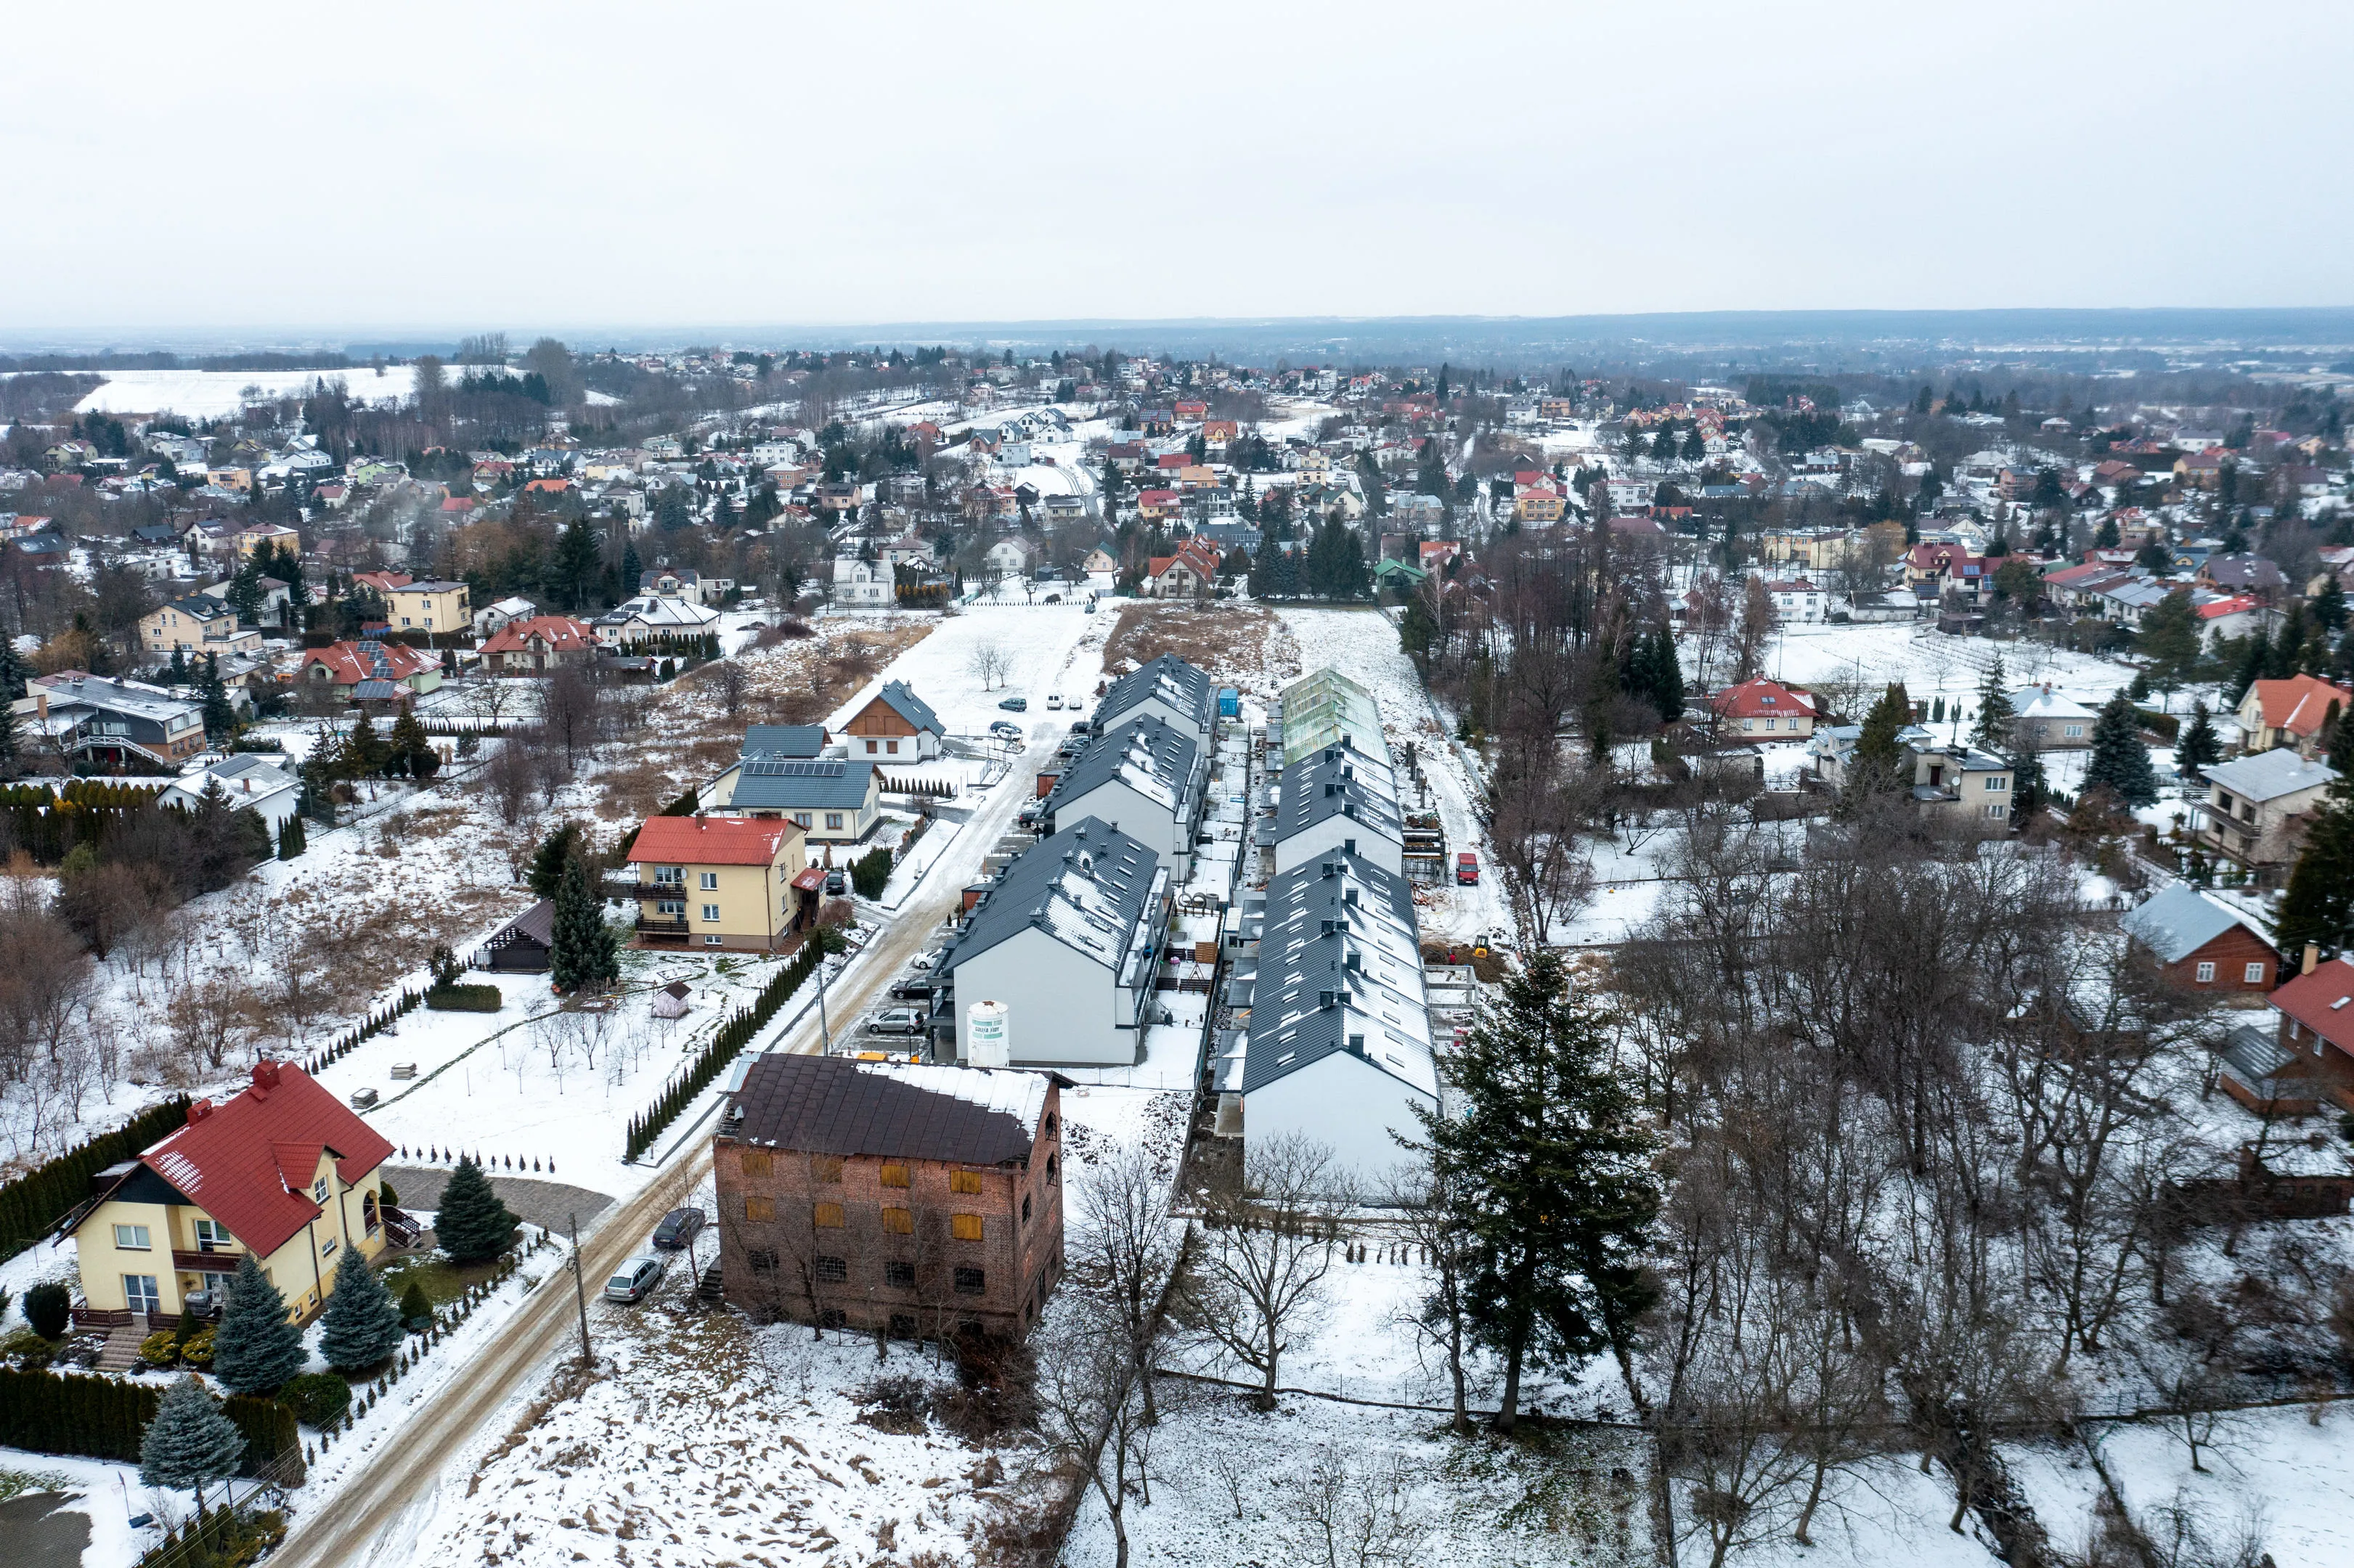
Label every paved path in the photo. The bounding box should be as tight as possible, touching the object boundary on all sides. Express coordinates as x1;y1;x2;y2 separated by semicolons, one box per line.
377;1169;616;1236
0;1490;91;1568
268;722;1059;1568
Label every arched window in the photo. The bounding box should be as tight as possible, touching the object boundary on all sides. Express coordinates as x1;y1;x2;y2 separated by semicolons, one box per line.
362;1191;380;1237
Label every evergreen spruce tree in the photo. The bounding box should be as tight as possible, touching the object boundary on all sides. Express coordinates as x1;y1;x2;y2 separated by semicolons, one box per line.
387;700;437;780
526;820;585;898
1971;653;2014;753
317;1249;404;1372
2275;720;2354;958
1648;628;1685;721
2083;691;2160;808
277;812;306;859
166;648;191;688
346;709;388;775
435;1156;519;1264
211;1254;306;1397
1401;950;1660;1434
2224;632;2270;708
2266;603;2311;679
398;1280;433;1329
139;1373;245;1512
198;653;237;744
2011;743;2048;819
549;856;618;995
2174;701;2223;775
2312;573;2347;634
1842;682;1915;807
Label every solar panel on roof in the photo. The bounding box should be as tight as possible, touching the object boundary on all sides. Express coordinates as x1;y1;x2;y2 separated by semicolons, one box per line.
742;759;847;777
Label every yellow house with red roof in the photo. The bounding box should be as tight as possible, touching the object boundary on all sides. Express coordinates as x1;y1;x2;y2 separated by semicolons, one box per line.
627;813;813;952
62;1062;396;1327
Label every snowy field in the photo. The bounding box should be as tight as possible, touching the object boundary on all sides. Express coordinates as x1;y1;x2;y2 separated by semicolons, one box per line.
56;367;433;418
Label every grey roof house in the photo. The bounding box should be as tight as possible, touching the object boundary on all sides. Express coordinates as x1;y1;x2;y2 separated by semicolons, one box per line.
936;818;1170;1068
1093;655;1215;748
1268;742;1405;876
1040;714;1205;874
706;754;883;846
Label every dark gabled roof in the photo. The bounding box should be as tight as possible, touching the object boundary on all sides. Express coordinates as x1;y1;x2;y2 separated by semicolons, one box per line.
494;898;556;948
727;1054;1046;1166
1046;714;1198;821
1271;745;1404;846
741;724;829;760
1239;852;1435;1098
726;758;878;811
1096;654;1213;733
944;817;1160;973
869;679;942;736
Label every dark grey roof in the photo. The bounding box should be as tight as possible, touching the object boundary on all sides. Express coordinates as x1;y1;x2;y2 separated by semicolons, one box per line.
2119;884;2255;965
727;1053;1043;1165
741;724;828;759
494;898;555;947
726;758;877;810
1240;852;1434;1097
871;679;942;735
1271;746;1404;846
1046;714;1199;820
1096;654;1213;733
944;817;1159;972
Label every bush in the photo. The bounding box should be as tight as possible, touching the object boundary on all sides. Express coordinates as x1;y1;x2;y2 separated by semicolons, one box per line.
0;1098;192;1263
23;1282;69;1340
179;1328;216;1367
398;1281;432;1331
139;1330;179;1367
378;1178;397;1206
425;984;503;1013
277;1372;351;1429
0;1328;54;1369
848;846;894;900
2135;706;2180;740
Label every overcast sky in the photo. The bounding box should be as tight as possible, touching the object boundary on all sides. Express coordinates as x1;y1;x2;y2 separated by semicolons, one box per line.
4;1;2349;338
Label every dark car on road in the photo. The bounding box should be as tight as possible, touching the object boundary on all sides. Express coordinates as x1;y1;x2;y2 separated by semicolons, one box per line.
652;1207;706;1250
998;695;1027;711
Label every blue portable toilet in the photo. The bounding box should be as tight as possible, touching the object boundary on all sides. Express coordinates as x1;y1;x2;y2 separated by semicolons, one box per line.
1218;687;1239;718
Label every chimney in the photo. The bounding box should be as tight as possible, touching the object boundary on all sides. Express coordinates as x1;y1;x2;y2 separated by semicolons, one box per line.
1318;989;1335;1009
187;1098;213;1125
695;812;707;829
2306;944;2321;976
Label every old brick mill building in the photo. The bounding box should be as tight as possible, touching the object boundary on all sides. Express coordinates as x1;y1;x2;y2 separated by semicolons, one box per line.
714;1054;1063;1341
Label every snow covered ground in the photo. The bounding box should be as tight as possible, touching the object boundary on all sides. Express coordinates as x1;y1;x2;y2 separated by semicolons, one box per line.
57;367;432;418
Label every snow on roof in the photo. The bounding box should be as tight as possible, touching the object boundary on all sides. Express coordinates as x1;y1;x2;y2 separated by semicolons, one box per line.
2202;748;2337;803
945;817;1160;973
2119;883;2268;965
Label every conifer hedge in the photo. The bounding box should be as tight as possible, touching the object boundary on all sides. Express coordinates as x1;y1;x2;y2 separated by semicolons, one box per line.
0;1367;295;1477
624;937;831;1161
0;1097;192;1262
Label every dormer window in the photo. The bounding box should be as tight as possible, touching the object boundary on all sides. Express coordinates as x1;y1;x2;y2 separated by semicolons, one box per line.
314;1177;329;1203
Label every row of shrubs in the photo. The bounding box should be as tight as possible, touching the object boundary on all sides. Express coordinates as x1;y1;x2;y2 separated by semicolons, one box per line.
0;1366;296;1479
424;982;503;1012
303;987;425;1075
0;1098;194;1263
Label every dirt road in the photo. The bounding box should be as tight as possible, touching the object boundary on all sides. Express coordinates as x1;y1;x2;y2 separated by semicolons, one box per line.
269;730;1053;1568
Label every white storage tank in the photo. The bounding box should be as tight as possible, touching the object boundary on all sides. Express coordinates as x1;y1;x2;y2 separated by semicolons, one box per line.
965;998;1010;1068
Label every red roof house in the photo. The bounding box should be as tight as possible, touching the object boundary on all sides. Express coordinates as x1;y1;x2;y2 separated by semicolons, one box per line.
2237;674;2353;755
480;615;598;675
1709;678;1817;740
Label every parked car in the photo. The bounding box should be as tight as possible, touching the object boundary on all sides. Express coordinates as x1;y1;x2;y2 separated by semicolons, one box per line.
603;1255;666;1304
1067;719;1093;736
866;1008;926;1035
1456;852;1481;886
651;1208;706;1250
990;719;1024;741
825;868;847;895
890;977;938;1002
998;695;1027;711
908;950;941;972
1046;693;1064;709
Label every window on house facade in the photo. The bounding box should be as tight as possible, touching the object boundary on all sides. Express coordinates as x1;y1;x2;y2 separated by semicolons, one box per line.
950;1170;982;1195
745;1195;775;1222
699;871;718;890
2245;963;2267;984
815;1255;847;1283
794;812;813;828
951;1213;984;1242
321;1237;338;1258
701;905;721;923
953;1266;985;1295
1984;804;2007;818
1022;1193;1032;1223
814;1202;844;1228
880;1163;911;1188
813;1156;842;1183
1986;776;2008;791
113;1224;152;1251
314;1178;330;1202
2195;962;2216;982
865;740;878;754
826;813;844;830
747;1249;778;1273
882;1206;913;1234
885;1260;916;1289
193;1219;231;1251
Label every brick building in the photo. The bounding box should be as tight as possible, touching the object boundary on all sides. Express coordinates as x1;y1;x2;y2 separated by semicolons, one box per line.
2119;883;2284;995
714;1055;1063;1341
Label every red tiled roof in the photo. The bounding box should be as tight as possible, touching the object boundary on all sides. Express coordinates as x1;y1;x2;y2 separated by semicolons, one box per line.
2249;674;2353;737
1710;678;1817;720
627;814;799;867
133;1063;394;1259
350;571;413;592
1138;489;1178;506
480;616;596;656
2274;955;2354;1054
303;640;432;686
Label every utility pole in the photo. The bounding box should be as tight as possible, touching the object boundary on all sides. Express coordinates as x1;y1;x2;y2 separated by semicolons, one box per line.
567;1212;592;1368
816;933;833;1052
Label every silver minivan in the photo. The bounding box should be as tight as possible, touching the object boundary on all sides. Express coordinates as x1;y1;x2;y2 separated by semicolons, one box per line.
603;1255;666;1304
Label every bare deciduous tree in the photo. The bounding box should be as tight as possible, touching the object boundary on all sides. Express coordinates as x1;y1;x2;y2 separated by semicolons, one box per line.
1068;1137;1186;1424
1179;1133;1351;1410
966;640;1011;692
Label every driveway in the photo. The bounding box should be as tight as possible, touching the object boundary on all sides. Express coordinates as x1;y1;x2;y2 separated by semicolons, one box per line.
0;1490;90;1568
378;1169;615;1237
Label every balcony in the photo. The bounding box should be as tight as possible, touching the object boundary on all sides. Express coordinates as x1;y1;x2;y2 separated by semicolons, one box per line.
172;1249;242;1273
635;915;691;942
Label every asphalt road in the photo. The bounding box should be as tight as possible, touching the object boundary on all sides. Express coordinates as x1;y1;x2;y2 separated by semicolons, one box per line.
267;725;1054;1568
0;1490;91;1568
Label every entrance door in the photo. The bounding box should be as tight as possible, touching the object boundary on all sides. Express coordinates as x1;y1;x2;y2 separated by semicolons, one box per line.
124;1274;161;1315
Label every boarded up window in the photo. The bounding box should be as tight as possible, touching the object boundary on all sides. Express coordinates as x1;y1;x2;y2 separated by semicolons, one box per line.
950;1170;983;1195
814;1202;845;1228
813;1156;844;1183
951;1212;984;1242
740;1150;773;1178
880;1163;911;1188
744;1195;775;1222
882;1206;913;1235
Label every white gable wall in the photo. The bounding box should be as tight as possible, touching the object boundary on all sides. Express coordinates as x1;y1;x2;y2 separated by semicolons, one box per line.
947;923;1140;1067
1242;1051;1434;1201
